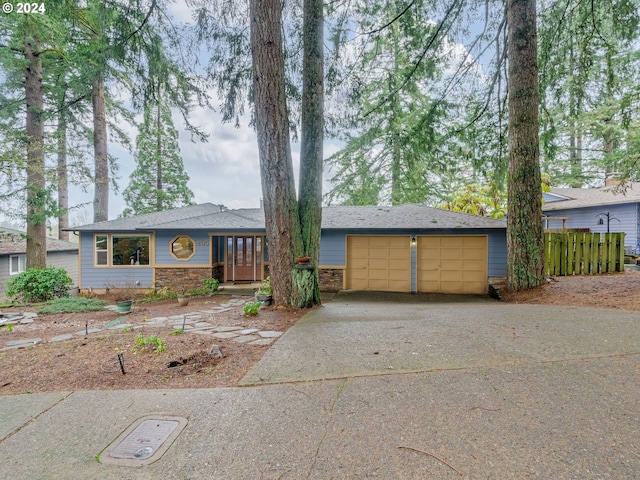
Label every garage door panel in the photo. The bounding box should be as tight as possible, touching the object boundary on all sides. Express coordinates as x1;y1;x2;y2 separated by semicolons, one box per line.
417;235;487;294
346;236;411;292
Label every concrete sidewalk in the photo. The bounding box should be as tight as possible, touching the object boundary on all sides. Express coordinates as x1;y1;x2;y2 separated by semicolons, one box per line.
1;293;639;479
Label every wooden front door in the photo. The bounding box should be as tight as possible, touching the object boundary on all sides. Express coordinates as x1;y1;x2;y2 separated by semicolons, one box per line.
234;236;255;281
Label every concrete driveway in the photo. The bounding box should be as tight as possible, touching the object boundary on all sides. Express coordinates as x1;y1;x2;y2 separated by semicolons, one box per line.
242;290;640;385
1;291;639;479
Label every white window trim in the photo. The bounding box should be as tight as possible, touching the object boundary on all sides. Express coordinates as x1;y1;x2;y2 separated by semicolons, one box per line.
9;254;26;275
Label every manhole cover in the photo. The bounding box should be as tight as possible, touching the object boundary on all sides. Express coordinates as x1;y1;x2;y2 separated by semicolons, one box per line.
100;415;188;466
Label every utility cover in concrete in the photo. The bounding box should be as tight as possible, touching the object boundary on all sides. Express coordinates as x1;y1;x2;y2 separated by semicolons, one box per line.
100;415;187;466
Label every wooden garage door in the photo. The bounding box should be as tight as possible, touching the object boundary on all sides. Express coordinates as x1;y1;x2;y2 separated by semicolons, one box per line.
346;235;411;292
417;235;488;294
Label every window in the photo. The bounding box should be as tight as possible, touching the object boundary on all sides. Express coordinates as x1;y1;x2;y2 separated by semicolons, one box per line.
95;235;108;266
170;235;195;261
94;234;150;267
9;255;26;275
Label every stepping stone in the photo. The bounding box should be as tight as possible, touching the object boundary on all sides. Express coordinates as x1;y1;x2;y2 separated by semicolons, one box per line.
250;338;276;346
257;331;282;338
195;322;213;328
238;328;259;335
19;318;34;324
232;335;260;344
5;338;43;347
172;324;194;330
211;332;239;339
107;324;132;330
74;328;102;336
213;326;242;332
49;333;74;343
146;317;168;324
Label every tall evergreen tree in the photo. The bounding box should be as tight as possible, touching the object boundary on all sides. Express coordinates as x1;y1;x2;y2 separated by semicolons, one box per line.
506;0;544;291
122;95;194;216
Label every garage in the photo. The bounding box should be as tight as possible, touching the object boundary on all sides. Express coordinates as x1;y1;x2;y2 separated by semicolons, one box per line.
417;235;488;294
346;235;411;292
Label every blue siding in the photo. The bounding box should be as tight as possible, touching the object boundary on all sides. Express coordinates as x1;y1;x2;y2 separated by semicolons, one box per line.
319;231;347;265
156;230;211;264
79;233;153;289
319;229;508;278
545;203;638;253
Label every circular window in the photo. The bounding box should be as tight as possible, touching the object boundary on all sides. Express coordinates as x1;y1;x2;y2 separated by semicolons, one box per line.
171;235;195;261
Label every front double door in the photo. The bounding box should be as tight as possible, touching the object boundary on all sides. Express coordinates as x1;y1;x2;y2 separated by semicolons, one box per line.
228;236;261;282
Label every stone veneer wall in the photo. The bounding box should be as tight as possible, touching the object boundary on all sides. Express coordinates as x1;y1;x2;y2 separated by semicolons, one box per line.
319;268;343;292
155;267;213;292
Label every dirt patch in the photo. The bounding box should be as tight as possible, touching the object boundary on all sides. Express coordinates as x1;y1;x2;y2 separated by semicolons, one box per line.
1;271;638;395
0;294;308;395
500;268;640;311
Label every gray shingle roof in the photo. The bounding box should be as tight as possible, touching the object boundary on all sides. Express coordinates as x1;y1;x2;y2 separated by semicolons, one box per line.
322;204;506;229
0;228;78;255
543;183;640;211
71;203;505;232
70;203;226;231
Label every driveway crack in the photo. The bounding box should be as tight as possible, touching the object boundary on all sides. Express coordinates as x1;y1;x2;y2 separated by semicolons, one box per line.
306;378;349;478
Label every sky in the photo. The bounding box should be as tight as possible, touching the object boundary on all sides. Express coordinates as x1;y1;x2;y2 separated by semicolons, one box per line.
2;0;484;228
69;1;342;223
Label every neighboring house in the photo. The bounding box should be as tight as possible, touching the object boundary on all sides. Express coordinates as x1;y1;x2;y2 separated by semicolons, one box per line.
70;203;507;295
543;182;640;254
0;228;79;294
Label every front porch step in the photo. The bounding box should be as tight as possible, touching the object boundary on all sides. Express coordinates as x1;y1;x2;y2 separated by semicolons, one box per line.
219;283;259;296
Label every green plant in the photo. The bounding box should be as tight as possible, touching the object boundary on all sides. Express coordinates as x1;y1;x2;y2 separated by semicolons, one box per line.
36;297;108;315
170;329;184;335
256;276;272;296
122;326;132;333
1;324;14;333
202;278;219;293
243;301;261;315
133;333;166;353
6;267;73;303
136;287;177;303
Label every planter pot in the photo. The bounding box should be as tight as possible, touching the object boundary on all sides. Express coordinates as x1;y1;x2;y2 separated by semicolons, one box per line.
115;300;133;314
255;294;272;306
296;256;311;265
177;295;191;307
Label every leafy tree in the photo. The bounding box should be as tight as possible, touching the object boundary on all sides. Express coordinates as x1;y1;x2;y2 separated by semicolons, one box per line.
0;7;68;267
122;93;194;216
326;0;448;206
538;0;640;186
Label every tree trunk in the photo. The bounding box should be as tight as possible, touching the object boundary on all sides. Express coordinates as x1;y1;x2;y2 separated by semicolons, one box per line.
57;111;70;241
156;99;163;211
296;0;324;307
24;24;47;269
250;0;302;305
506;0;545;291
93;72;109;222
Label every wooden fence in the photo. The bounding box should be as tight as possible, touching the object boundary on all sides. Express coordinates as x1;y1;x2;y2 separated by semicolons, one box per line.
544;232;625;276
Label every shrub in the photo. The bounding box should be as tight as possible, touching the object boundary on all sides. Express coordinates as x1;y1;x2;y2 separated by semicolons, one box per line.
37;297;108;314
7;267;73;303
202;278;219;293
243;301;261;316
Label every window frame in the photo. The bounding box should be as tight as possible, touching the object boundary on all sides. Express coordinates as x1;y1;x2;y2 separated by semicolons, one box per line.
170;235;196;261
93;233;151;268
9;254;26;275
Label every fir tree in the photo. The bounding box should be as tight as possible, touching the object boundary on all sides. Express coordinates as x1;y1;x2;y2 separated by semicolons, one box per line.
122;97;194;216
